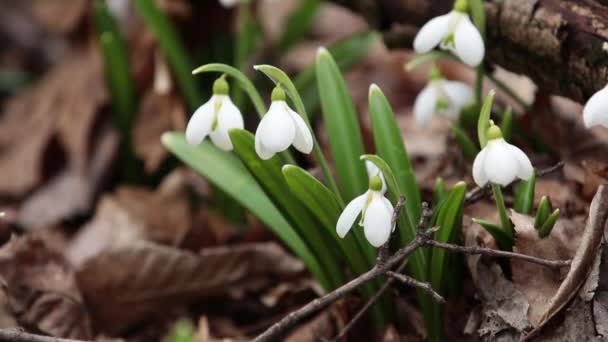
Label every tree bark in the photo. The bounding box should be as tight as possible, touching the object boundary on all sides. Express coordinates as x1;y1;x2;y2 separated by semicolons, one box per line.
336;0;608;104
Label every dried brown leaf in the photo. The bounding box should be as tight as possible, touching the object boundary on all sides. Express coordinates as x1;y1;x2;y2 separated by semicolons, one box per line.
0;236;92;339
76;241;304;333
285;310;335;342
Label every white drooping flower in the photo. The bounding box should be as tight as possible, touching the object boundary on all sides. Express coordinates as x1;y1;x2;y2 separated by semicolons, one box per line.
254;86;313;160
583;85;608;128
473;124;534;187
336;173;394;247
414;66;474;126
413;0;484;67
365;160;387;194
185;75;244;151
218;0;239;8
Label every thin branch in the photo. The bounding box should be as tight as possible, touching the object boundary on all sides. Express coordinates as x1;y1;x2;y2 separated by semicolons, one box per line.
425;240;571;268
387;271;445;303
465;161;564;205
0;329;87;342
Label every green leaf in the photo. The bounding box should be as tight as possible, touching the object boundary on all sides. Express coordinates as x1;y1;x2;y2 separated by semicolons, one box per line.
491;184;514;246
134;0;201;110
538;209;559;238
434;178;448;204
281;164;391;324
368;85;422;234
473;218;513;251
405;51;454;71
294;32;377;113
161;132;325;289
254;64;343;204
514;170;536;214
500;106;513;142
534;196;553;230
450;124;479;161
477;90;495;148
234;3;261;69
228;129;343;290
192;63;266;118
468;0;486;38
279;0;321;51
315;48;368;201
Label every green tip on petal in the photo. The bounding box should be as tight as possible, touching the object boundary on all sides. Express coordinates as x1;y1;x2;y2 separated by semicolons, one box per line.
212;74;229;95
369;174;383;191
486;124;503;141
453;0;469;13
271;85;286;102
429;64;442;81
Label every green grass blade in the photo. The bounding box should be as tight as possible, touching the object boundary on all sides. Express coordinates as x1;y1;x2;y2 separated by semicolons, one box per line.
278;0;321;51
229;129;342;290
254;64;343;204
294;31;377;113
477;90;495;148
469;0;486;38
534;195;552;230
234;2;261;69
434;178;448;204
473;218;513;251
161;132;325;288
315;48;368;201
450;124;479;161
514;170;536;214
538;209;559;238
491;184;514;246
134;0;201;109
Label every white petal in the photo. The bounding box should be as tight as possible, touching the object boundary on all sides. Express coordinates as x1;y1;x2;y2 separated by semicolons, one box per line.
414;84;439;127
255;129;275;160
413;14;451;53
288;108;314;154
209;97;244;151
256;101;296;154
218;0;239;7
443;81;474;111
472;146;489;187
483;139;519;186
185;97;215;145
507;144;533;181
362;194;393;247
453;15;485;67
583;86;608;128
380;196;395;232
336;193;367;238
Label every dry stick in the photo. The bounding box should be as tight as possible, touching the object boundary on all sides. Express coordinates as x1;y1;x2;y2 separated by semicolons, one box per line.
464;161;565;205
424;240;570;268
0;329;87;342
386;271;444;303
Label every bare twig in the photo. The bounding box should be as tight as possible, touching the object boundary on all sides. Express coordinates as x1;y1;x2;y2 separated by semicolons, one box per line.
465;161;564;205
387;271;445;303
425;240;571;268
0;329;87;342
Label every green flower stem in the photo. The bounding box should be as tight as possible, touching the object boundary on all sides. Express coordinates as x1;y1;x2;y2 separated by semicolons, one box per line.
487;73;532;111
475;66;484;105
491;183;514;242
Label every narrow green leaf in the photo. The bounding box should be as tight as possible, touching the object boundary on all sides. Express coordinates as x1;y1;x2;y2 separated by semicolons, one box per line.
315;48;368;201
295;32;377;113
501;106;513;142
161;132;325;289
534;196;553;230
538;209;559;238
468;0;486;38
282;164;391;324
134;0;201;109
192;63;266;117
477;90;495;148
228;129;343;290
254;64;343;204
234;2;261;69
514;170;536;214
405;51;454;71
491;184;514;244
279;0;321;51
473;218;513;251
450;124;479;161
368;85;422;233
434;178;448;204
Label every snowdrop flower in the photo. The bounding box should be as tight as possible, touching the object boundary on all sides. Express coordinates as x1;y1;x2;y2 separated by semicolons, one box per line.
185;75;244;151
365;161;386;194
218;0;239;8
473;124;533;187
583;84;608;128
336;174;394;247
254;86;313;160
414;66;474;126
413;0;484;67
